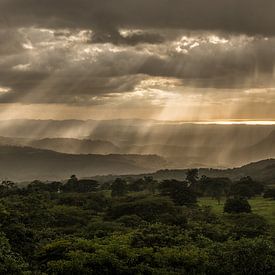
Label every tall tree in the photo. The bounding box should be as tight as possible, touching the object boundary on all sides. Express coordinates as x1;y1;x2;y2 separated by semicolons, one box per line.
111;178;127;197
159;179;197;205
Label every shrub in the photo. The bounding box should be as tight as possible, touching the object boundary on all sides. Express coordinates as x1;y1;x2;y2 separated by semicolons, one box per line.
224;198;251;214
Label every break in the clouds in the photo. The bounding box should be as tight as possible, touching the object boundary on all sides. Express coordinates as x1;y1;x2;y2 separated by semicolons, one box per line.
0;0;274;120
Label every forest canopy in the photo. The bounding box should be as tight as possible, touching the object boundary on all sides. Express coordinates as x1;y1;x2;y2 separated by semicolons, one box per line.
0;171;274;274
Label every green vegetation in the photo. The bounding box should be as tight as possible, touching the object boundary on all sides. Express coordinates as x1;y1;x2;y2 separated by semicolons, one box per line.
224;198;251;214
199;197;275;233
0;173;274;274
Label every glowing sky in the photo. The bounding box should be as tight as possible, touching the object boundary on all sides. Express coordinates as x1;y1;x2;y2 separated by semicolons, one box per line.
0;0;275;121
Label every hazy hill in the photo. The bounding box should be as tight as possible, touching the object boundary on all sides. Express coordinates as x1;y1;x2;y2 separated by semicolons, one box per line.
0;119;274;168
0;145;167;181
0;136;232;168
224;130;275;166
0;119;273;146
90;159;275;184
29;138;119;154
0;136;119;155
242;130;275;160
120;144;229;168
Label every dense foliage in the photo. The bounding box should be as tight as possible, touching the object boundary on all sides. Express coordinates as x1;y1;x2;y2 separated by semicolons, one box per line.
0;174;274;274
224;198;252;214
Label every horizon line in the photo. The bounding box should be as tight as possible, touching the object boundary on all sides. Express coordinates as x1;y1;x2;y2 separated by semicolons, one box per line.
0;118;275;125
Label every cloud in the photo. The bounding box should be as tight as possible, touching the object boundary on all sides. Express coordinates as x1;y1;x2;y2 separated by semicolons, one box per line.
0;0;275;109
0;68;144;105
1;0;275;35
0;29;27;55
90;28;165;45
0;28;275;106
137;36;275;88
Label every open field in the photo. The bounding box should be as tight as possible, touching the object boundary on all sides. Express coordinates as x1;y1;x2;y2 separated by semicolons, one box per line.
199;197;275;233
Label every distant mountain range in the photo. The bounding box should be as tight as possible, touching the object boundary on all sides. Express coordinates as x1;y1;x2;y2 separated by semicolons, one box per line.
0;129;275;169
0;143;274;183
31;138;119;155
0;119;273;147
0;145;166;181
0;136;120;155
0;119;274;181
240;130;275;160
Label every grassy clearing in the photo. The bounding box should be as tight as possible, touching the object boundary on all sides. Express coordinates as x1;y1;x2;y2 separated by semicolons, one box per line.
199;197;275;232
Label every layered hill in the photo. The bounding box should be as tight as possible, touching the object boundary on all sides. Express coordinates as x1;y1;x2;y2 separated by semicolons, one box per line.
0;120;274;170
0;145;166;181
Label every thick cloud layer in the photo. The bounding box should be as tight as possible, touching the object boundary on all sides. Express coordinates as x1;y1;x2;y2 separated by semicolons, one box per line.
1;29;274;103
0;0;274;120
1;0;275;35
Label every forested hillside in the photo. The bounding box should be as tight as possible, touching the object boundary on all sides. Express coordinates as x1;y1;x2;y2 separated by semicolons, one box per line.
90;158;275;184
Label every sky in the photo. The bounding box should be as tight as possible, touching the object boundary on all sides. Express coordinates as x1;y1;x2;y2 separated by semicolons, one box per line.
0;0;275;121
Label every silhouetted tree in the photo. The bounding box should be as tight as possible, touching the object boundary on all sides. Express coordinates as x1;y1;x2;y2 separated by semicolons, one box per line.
186;169;199;191
128;178;145;192
159;179;197;205
76;179;99;193
111;178;127;197
63;175;79;192
27;180;62;193
200;177;231;203
0;180;17;197
231;177;264;199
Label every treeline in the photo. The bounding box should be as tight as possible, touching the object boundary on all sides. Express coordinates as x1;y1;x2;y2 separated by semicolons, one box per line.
0;171;274;274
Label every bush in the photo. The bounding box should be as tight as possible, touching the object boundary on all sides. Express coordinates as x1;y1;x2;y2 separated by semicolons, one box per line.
106;196;176;221
263;189;275;199
224;198;251;214
207;238;275;274
131;224;189;248
0;232;28;273
84;220;125;238
117;215;145;227
229;214;268;238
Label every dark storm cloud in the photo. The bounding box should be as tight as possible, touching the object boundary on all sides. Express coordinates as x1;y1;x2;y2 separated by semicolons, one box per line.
137;38;275;88
0;68;142;104
90;29;164;46
0;0;275;36
132;37;275;89
0;29;26;55
1;34;275;105
0;0;275;106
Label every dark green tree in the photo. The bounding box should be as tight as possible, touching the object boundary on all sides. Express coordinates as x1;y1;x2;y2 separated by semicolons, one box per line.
186;169;199;191
111;178;127;197
201;177;231;204
231;177;264;199
224;198;251;214
62;175;79;192
159;179;197;205
144;176;158;194
0;232;28;273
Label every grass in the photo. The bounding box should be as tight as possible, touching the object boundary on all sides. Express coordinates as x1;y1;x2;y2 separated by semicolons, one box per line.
199;196;275;233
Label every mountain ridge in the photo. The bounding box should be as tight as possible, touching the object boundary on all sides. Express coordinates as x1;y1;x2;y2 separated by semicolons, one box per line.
0;145;167;181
